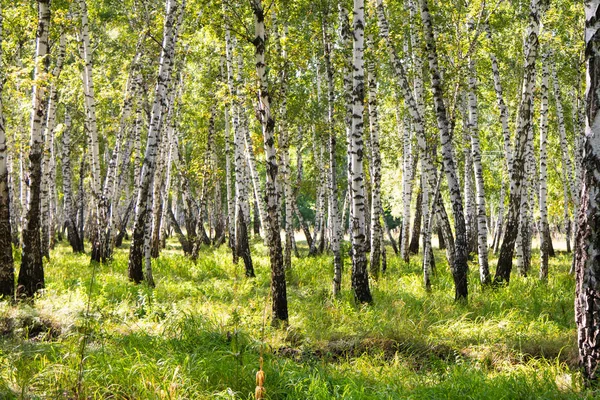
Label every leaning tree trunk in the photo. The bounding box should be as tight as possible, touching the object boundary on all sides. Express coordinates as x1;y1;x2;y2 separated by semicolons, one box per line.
495;0;544;284
128;0;182;284
575;1;600;384
420;0;469;301
0;4;14;299
17;0;50;298
538;52;550;280
250;0;288;322
348;0;372;303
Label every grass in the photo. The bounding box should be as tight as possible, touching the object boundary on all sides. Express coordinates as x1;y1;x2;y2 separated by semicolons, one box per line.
0;236;595;399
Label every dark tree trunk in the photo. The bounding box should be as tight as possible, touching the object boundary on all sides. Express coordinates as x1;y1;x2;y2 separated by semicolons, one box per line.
167;204;191;255
409;188;422;255
384;219;398;255
115;199;134;247
253;199;260;236
547;226;555;257
437;224;446;249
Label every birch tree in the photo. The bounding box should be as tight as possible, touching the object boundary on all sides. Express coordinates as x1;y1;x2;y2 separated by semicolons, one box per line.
0;3;13;298
575;0;600;384
420;0;469;300
128;0;182;284
322;15;343;296
347;0;372;303
250;0;288;322
367;40;383;279
467;57;490;285
495;0;545;284
40;33;65;260
539;52;550;280
17;0;50;298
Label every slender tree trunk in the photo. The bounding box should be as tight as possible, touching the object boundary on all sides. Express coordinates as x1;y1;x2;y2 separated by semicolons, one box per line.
79;0;105;263
400;114;413;262
575;1;600;383
40;34;65;260
273;20;294;270
17;0;50;298
467;57;490;285
420;0;469;301
462;105;477;256
409;188;422;254
376;0;436;285
539;53;550;280
367;39;383;279
551;59;578;211
0;4;14;299
323;18;343;295
224;27;253;275
250;0;288;322
348;0;371;303
495;0;544;284
129;0;182;283
61;111;84;253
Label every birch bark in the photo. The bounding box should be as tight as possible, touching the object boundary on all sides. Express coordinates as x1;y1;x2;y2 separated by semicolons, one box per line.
575;0;600;383
17;0;50;298
128;0;182;283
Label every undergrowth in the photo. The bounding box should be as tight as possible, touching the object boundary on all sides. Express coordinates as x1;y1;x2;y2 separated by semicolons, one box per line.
0;237;594;399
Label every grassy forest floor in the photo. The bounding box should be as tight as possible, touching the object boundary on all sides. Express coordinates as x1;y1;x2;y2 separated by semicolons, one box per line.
0;236;595;399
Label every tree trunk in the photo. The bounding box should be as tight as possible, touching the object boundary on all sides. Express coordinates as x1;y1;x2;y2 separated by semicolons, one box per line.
250;0;288;322
347;0;371;303
40;34;65;260
128;0;182;283
538;52;550;280
400;114;413;262
420;0;468;301
367;38;383;279
17;0;50;298
224;26;253;275
79;0;106;263
61;111;84;253
409;188;422;255
467;57;490;285
495;0;544;284
0;4;14;299
322;17;343;295
575;1;600;383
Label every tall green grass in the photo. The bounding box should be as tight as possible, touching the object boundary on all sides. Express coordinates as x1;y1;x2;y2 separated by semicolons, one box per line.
0;238;593;399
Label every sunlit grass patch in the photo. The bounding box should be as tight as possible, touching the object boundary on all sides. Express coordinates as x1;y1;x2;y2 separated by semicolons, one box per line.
0;238;588;399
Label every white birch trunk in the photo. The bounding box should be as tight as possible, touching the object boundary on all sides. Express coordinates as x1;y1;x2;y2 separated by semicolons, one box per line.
17;0;50;298
539;53;550;280
250;0;288;322
348;0;372;303
128;0;183;284
40;33;66;260
467;57;490;285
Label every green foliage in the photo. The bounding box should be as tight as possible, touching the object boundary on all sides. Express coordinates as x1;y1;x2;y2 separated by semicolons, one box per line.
0;240;591;399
